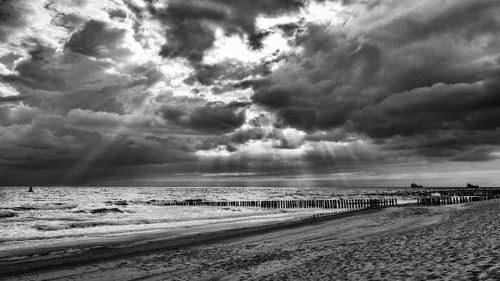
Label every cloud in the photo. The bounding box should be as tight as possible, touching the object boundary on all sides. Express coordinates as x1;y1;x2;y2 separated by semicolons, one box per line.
85;136;196;167
1;0;500;185
350;77;500;138
65;20;130;58
159;19;216;63
2;42;161;115
185;60;266;87
161;101;247;134
247;0;500;164
0;95;27;103
0;122;83;170
3;44;112;91
0;0;32;42
0;106;199;176
250;23;382;131
154;0;305;62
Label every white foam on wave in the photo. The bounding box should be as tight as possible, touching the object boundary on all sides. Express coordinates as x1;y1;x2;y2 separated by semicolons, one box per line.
10;203;78;211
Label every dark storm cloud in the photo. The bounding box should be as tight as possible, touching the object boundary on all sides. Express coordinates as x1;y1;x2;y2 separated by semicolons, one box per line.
0;0;259;185
365;1;500;96
154;0;305;62
0;126;195;176
275;22;302;37
351;77;500;139
65;20;129;58
248;30;271;50
230;127;266;144
2;44;68;91
248;0;500;162
2;0;500;186
0;95;27;103
0;0;31;41
380;129;500;163
2;44;88;91
250;23;383;131
0;122;84;170
46;8;84;31
86;136;196;167
0;105;200;176
108;8;127;19
0;103;39;126
370;0;500;45
184;60;268;90
159;20;214;63
2;41;159;114
161;102;247;133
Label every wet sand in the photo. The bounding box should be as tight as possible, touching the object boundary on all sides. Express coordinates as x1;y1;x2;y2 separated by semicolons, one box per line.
1;200;499;280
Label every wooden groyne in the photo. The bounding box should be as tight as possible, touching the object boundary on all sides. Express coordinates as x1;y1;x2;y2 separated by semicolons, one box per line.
416;189;500;197
158;198;398;209
142;188;499;210
417;196;495;206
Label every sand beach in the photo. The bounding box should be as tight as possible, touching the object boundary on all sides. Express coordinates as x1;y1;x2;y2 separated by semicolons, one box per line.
1;199;498;281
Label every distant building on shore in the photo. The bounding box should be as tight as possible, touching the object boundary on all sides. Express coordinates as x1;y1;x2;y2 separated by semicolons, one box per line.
411;183;423;188
467;183;479;188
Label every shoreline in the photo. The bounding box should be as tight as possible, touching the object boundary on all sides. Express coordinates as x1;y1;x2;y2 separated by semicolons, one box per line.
0;208;379;278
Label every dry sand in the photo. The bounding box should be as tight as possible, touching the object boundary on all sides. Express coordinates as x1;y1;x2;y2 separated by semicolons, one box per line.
1;200;499;281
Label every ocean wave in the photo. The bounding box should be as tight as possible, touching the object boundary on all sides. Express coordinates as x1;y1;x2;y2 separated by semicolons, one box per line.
136;199;203;206
89;208;124;214
142;199;174;206
11;203;78;211
34;221;118;231
104;200;128;206
0;211;17;218
32;218;159;231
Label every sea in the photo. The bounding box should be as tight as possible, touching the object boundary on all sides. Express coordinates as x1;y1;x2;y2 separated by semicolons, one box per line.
0;186;414;253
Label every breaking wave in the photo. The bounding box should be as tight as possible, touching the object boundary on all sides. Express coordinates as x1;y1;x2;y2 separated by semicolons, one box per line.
33;221;119;231
0;211;17;218
89;208;124;214
11;203;78;211
104;200;128;206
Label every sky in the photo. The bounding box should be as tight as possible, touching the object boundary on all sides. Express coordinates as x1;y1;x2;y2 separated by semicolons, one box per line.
1;0;500;187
